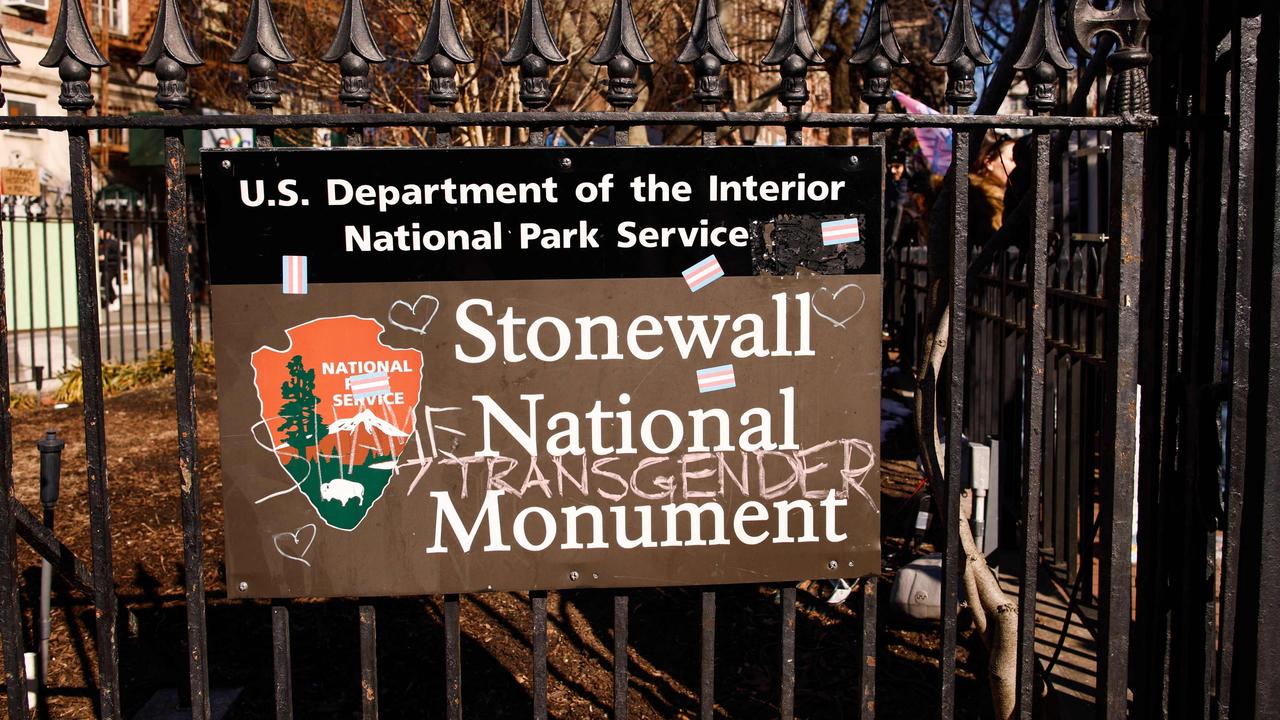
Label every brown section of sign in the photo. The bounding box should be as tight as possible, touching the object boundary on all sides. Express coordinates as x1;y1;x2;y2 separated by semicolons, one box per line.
215;275;881;598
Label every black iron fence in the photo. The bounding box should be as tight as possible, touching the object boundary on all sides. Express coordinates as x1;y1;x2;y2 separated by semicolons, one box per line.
0;191;211;389
885;122;1114;607
0;0;1271;718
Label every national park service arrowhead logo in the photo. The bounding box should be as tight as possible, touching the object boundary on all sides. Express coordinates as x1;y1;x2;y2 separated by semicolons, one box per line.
251;316;423;531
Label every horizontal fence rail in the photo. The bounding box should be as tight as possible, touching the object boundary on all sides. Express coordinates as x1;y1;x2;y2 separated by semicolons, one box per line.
0;112;1157;131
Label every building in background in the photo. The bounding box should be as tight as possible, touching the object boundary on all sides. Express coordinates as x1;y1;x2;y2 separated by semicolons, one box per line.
0;0;163;197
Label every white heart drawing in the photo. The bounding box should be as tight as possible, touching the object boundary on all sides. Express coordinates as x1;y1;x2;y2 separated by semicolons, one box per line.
812;283;867;328
272;524;317;568
388;294;441;335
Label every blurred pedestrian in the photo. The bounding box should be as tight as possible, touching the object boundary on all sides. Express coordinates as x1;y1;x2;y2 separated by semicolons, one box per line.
98;226;124;311
968;133;1016;249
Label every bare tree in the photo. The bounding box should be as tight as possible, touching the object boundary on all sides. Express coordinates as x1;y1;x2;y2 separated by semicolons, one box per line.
190;0;968;146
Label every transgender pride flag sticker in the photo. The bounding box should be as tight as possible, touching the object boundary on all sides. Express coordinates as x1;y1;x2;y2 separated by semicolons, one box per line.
821;217;861;246
282;255;308;294
682;254;725;292
345;370;391;400
696;364;736;393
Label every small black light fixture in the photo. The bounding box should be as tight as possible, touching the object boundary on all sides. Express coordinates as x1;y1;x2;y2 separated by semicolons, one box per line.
740;124;758;145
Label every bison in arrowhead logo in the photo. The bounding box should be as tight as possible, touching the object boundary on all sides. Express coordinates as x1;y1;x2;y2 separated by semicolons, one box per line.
251;316;424;531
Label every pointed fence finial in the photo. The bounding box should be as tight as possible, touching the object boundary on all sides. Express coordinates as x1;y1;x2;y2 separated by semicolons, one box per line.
675;0;737;106
0;28;20;109
1013;0;1071;113
501;0;566;109
930;0;990;110
38;0;108;111
761;0;823;111
1069;0;1150;116
230;0;296;110
589;0;653;110
322;0;386;108
139;0;203;110
850;0;908;110
411;0;473;108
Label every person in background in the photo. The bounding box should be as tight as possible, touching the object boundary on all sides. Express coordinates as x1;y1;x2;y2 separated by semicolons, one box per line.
98;226;124;311
885;151;909;252
968;132;1017;249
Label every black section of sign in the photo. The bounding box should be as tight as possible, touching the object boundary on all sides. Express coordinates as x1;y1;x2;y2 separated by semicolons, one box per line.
201;146;882;285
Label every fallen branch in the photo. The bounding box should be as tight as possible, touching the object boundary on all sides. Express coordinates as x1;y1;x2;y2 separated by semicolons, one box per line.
914;302;1019;719
960;488;1018;720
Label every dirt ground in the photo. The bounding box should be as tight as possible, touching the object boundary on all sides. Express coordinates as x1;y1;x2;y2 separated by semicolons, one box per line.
0;376;993;719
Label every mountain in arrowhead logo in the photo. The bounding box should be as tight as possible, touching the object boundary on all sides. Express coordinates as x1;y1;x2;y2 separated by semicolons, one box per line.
251;316;424;530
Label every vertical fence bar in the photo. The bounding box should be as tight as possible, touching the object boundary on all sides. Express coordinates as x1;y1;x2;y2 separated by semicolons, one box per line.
141;196;152;358
939;123;970;720
776;202;794;720
41;203;52;387
531;591;548;720
126;217;138;362
57;195;68;375
1166;55;1204;695
166;124;212;719
1049;353;1065;562
343;102;385;720
699;588;715;720
1097;128;1143;719
611;96;632;720
273;603;293;720
1135;127;1182;718
0;159;29;720
1066;355;1082;584
775;57;811;713
100;214;112;365
25;216;35;376
197;201;212;344
697;81;719;720
69;123;123;720
1255;6;1280;707
865;123;893;720
1217;13;1260;717
1017;127;1050;717
779;585;796;720
359;604;379;720
508;21;549;709
245;29;290;717
859;578;877;720
1186;112;1221;708
116;209;126;362
152;193;166;352
1042;345;1058;560
6;201;17;384
612;593;629;720
192;196;204;343
445;594;461;720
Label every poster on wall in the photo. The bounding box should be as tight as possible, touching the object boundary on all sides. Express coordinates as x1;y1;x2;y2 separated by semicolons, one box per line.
202;145;884;598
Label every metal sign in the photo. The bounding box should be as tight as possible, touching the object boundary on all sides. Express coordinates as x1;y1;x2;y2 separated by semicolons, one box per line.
203;146;883;598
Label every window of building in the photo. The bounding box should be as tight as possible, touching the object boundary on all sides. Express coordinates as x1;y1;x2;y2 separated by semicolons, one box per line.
91;0;128;36
7;100;38;136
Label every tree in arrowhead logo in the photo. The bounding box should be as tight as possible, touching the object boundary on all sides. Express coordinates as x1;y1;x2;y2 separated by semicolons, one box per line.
251;316;423;531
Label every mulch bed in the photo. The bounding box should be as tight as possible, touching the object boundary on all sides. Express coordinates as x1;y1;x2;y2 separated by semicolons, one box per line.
1;376;992;718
